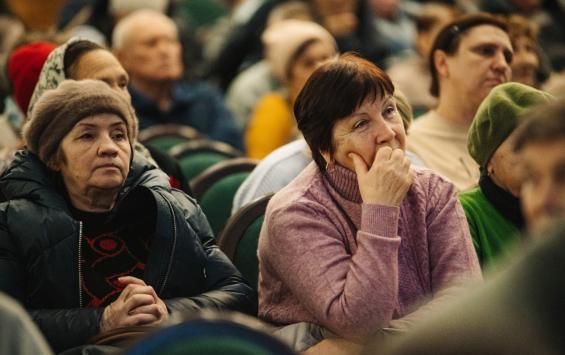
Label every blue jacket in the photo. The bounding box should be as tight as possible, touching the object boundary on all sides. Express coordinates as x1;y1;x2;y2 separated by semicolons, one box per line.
131;82;243;150
0;151;256;351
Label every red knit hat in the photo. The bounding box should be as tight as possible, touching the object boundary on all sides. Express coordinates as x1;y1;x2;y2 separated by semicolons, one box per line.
7;41;57;115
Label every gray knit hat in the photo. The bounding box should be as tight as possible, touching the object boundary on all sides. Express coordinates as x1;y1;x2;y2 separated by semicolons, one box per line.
23;79;137;165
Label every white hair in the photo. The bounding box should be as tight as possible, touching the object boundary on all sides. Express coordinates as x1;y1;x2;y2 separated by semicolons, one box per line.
112;9;178;51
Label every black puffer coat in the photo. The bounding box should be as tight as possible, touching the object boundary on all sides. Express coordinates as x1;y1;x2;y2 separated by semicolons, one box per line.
0;151;256;352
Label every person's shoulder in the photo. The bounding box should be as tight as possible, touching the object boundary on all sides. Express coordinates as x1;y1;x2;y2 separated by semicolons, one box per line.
266;163;326;216
255;92;287;109
410;166;458;198
409;110;438;130
176;81;223;101
459;187;488;212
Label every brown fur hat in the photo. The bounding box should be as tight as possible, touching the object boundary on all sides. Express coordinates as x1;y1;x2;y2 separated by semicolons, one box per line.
23;79;136;165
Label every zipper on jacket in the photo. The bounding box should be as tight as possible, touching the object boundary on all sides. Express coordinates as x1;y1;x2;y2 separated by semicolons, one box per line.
78;221;84;308
158;193;177;295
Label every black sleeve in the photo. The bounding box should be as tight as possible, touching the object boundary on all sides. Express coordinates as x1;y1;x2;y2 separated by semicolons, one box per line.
164;190;258;316
29;308;104;353
0;205;104;352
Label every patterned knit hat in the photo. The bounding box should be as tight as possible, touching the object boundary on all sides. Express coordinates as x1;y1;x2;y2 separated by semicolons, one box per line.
468;82;553;168
23;80;137;166
7;41;57;115
262;19;337;83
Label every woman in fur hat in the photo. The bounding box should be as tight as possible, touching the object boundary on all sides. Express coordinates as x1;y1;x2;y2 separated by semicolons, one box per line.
0;80;255;352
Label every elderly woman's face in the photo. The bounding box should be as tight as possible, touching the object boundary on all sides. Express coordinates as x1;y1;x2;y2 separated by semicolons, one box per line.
72;49;132;102
56;114;131;194
327;95;406;172
289;40;335;96
511;35;539;87
487;132;522;197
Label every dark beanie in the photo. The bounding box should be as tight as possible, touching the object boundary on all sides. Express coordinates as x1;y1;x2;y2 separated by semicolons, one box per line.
23;79;137;165
468;82;553;168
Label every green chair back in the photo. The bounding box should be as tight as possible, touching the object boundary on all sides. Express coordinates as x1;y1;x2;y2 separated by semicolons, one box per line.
178;152;229;183
199;172;250;236
233;216;265;290
147;136;190;152
218;194;273;291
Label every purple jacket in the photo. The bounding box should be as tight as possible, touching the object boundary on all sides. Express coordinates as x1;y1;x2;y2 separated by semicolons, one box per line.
258;162;481;340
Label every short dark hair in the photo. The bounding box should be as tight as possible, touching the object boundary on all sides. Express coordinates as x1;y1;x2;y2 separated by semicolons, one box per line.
429;13;509;97
64;39;105;78
513;100;565;152
294;53;394;171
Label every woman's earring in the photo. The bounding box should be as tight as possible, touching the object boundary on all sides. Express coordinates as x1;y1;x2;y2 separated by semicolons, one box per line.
326;157;335;172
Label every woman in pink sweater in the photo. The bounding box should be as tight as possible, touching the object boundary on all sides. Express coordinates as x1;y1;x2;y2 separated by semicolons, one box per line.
257;54;481;343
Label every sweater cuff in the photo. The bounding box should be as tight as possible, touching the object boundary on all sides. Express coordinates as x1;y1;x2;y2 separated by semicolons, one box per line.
361;204;400;238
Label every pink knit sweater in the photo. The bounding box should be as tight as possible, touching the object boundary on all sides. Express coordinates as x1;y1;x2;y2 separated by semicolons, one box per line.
258;162;481;340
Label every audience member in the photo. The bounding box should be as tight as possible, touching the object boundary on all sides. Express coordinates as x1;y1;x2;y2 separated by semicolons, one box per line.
460;82;553;269
478;0;565;71
225;1;315;128
245;19;337;159
0;80;256;352
408;13;513;191
0;41;57;175
387;3;459;114
368;0;416;59
112;10;243;149
258;54;481;349
364;98;565;355
369;219;565;355
232;90;423;213
309;0;389;68
203;0;285;91
513;99;565;233
25;38;191;195
507;14;548;88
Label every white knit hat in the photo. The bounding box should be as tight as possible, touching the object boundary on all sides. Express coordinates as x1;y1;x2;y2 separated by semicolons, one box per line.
262;19;337;83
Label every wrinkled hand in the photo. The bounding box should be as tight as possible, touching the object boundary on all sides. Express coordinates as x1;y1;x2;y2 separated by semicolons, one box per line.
349;147;414;206
99;276;168;333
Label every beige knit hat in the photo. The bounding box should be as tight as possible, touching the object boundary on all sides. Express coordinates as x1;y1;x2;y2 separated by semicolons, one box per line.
262;19;337;83
23;79;137;166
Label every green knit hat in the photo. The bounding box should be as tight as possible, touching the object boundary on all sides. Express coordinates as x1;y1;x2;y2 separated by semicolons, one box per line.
468;82;553;168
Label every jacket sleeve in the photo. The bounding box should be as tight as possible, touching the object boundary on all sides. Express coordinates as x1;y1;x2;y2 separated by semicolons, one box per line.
28;308;103;352
0;204;103;352
261;200;402;341
164;190;257;316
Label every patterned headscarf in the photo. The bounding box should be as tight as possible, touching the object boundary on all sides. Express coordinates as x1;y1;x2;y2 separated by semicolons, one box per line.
26;37;79;119
26;37;140;142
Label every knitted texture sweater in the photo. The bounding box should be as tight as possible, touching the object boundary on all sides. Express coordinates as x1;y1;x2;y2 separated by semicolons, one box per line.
258;162;481;340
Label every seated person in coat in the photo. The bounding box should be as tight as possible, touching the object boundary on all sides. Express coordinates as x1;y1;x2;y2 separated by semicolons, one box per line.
0;80;255;352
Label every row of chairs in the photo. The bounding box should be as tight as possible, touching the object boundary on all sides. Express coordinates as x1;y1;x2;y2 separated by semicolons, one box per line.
139;124;271;292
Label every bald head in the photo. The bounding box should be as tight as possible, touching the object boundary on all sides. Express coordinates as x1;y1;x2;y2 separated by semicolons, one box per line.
112;9;178;52
112;9;183;87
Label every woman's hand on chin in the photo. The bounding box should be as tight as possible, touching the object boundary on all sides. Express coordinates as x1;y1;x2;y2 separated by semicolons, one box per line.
349;147;414;206
99;276;169;332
